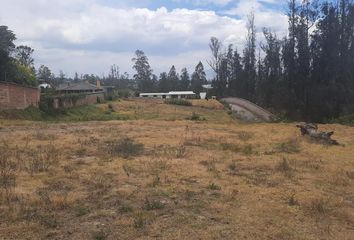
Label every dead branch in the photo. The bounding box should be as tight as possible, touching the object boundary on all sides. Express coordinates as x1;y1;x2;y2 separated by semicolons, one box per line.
296;123;339;145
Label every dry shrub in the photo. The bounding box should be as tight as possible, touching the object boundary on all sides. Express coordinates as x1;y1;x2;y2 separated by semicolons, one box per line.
0;142;17;201
107;138;144;159
275;139;301;153
237;131;253;141
32;131;57;141
27;144;60;174
276;157;295;178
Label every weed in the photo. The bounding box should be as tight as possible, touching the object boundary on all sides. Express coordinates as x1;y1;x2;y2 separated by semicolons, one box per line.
27;144;60;173
288;194;299;206
220;143;240;152
200;160;217;172
237;131;253;141
152;175;161;187
74;206;90;217
108;103;115;112
165;99;192;106
242;144;254;155
187;112;206;121
39;214;59;229
346;171;354;180
133;212;146;228
143;199;165;211
0;143;17;201
276;157;294;178
107;138;144;159
92;230;108;240
119;204;134;214
75;147;87;157
309;198;331;215
220;143;255;155
175;144;187;158
228;162;237;174
275;139;301;153
33;132;57;141
207;183;221;191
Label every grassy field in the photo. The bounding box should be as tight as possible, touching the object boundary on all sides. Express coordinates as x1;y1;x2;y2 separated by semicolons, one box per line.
0;99;353;240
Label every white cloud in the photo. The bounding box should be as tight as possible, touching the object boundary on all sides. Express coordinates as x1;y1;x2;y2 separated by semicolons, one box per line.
0;0;288;78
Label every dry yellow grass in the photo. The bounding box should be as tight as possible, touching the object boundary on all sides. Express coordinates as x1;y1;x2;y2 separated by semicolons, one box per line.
0;99;353;240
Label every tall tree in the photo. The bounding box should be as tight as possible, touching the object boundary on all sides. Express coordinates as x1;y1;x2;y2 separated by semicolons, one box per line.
15;45;34;68
158;72;169;92
191;61;207;94
167;65;179;91
242;12;257;100
179;68;190;90
228;48;243;97
132;50;154;92
37;65;52;83
0;25;16;81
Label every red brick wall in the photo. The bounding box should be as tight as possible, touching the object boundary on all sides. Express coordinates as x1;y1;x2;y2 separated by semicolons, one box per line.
0;82;40;110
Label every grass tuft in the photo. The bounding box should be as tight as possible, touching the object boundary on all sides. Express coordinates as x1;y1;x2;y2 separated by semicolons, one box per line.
107;138;144;159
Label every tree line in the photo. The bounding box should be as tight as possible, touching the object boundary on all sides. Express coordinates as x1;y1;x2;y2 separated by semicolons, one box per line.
1;0;354;122
210;0;354;122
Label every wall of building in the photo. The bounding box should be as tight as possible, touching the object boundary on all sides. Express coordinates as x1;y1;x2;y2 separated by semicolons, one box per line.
0;82;40;110
52;92;104;109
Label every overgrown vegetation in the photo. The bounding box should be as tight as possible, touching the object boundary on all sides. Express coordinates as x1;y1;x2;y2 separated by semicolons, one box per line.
165;98;192;106
0;104;127;122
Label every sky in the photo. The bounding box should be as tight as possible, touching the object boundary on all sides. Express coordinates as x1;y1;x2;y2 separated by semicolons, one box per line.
0;0;290;78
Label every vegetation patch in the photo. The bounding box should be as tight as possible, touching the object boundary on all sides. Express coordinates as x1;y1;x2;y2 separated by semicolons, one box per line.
275;139;301;154
107;138;144;159
186;112;206;121
165;98;192;106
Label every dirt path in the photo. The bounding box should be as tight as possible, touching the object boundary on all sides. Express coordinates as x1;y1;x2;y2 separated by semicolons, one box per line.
222;97;275;122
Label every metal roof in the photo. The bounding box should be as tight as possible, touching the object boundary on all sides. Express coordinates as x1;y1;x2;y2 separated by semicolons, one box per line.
140;91;196;96
57;81;102;91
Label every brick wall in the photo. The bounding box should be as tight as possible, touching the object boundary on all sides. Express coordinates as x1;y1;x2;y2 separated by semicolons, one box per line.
0;82;40;110
52;92;104;109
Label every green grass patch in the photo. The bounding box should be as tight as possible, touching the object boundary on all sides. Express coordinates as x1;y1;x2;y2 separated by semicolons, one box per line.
0;104;128;122
165;98;192;106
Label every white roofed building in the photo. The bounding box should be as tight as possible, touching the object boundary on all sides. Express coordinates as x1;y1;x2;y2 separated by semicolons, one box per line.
139;91;196;99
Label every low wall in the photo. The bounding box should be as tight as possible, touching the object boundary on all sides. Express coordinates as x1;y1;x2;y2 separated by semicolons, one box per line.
52;92;104;109
0;82;40;110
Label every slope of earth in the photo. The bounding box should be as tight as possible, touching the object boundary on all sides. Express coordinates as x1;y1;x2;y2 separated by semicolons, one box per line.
0;99;353;240
222;97;275;122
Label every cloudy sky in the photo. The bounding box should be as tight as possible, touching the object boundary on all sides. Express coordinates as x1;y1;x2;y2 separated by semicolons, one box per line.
0;0;289;78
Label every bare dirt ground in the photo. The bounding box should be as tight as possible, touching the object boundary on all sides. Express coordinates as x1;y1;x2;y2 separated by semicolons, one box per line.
0;99;353;240
222;97;275;122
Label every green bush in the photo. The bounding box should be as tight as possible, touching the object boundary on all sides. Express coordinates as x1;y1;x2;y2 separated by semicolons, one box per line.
186;112;206;121
165;98;192;106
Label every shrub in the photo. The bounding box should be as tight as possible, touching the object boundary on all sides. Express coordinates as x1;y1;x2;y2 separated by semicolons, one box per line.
92;230;108;240
165;98;192;106
108;138;144;159
207;183;221;191
143;199;165;211
275;139;301;153
186;112;206;121
119;205;134;214
276;157;294;178
27;144;60;173
0;144;17;197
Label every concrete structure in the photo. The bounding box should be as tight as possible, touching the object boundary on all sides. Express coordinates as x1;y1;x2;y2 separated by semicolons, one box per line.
51;92;104;109
139;91;196;99
0;81;40;110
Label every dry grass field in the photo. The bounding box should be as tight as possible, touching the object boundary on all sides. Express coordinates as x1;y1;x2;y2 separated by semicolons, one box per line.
0;99;353;240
